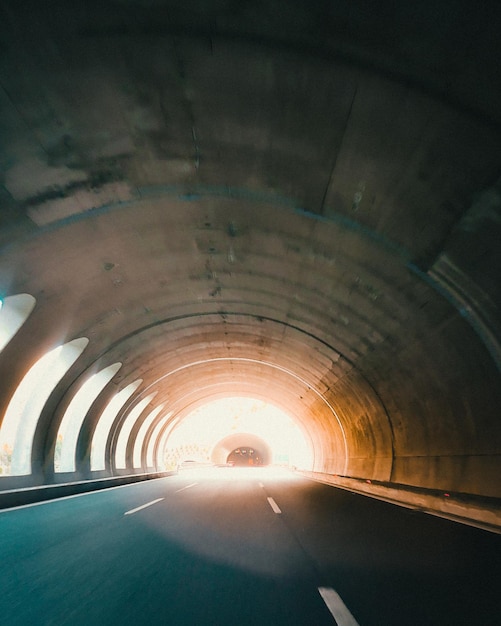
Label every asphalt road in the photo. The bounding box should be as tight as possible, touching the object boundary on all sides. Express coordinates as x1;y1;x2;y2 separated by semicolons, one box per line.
0;467;500;625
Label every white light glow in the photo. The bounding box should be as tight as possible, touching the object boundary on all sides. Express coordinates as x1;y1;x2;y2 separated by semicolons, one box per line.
133;404;164;468
164;397;313;470
177;465;296;483
55;362;122;473
0;337;89;476
147;411;173;468
115;393;157;469
91;379;143;471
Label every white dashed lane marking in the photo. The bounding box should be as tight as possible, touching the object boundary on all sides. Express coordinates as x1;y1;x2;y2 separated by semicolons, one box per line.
267;496;282;514
318;587;360;626
175;482;198;493
124;498;164;516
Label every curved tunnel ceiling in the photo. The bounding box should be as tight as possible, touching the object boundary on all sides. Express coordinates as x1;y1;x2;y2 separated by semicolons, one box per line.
0;2;500;501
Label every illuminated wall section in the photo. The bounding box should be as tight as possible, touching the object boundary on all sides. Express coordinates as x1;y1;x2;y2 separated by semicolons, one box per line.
0;338;89;476
115;393;157;470
55;363;122;473
132;404;164;469
91;379;143;471
147;412;173;469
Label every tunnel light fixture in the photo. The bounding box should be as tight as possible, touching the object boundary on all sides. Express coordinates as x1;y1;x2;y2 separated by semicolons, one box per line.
175;465;296;485
132;404;165;468
163;397;314;472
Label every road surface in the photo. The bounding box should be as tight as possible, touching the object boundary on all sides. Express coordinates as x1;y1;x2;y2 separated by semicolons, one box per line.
0;467;500;625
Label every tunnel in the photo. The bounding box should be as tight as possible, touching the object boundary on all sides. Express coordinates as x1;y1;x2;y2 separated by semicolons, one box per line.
0;0;500;520
227;448;264;467
212;433;272;466
0;2;500;623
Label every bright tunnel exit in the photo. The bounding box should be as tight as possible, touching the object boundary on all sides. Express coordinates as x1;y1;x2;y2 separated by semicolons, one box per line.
163;397;314;471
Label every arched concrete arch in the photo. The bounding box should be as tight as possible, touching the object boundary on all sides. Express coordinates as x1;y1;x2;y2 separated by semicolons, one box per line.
0;1;500;528
0;294;36;353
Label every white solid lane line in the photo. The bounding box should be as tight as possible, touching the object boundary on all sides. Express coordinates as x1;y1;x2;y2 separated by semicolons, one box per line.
175;482;198;493
124;498;164;516
0;478;169;514
318;587;360;626
267;496;282;514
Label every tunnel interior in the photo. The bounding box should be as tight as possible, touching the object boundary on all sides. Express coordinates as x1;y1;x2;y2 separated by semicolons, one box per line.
0;1;500;527
211;432;273;467
163;397;309;470
227;448;264;467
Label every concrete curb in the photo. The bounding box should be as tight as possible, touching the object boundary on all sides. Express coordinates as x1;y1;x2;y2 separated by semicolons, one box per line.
299;471;501;534
0;471;176;510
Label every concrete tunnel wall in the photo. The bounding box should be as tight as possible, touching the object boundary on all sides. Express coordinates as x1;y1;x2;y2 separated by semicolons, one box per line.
0;2;500;524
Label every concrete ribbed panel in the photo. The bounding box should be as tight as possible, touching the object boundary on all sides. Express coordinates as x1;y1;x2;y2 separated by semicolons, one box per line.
0;193;500;494
0;2;500;505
